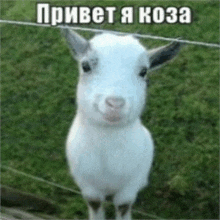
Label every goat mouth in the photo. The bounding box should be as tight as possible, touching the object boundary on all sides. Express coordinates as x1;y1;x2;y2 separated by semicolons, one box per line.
103;114;121;123
100;111;122;123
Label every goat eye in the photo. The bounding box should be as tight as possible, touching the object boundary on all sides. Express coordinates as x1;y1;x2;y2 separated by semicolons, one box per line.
82;61;91;73
139;67;148;78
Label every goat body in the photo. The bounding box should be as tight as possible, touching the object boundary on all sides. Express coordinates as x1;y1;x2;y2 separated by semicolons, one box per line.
62;29;182;220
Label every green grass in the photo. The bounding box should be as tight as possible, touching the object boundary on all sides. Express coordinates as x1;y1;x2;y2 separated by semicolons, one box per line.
1;0;219;219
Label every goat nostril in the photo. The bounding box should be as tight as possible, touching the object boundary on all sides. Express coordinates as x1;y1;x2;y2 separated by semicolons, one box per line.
105;97;125;109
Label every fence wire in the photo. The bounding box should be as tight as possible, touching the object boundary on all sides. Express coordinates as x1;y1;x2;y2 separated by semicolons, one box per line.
1;165;164;219
1;19;220;48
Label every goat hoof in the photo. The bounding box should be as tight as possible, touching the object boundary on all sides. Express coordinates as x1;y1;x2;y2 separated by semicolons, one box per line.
118;204;130;217
88;200;101;212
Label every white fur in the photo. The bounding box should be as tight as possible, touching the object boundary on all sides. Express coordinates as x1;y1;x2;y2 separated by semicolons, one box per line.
64;31;181;220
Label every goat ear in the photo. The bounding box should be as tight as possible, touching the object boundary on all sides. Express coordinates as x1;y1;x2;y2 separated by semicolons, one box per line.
61;27;90;59
148;40;183;70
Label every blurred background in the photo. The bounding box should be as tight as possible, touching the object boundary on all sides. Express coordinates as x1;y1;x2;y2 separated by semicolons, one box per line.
1;1;219;219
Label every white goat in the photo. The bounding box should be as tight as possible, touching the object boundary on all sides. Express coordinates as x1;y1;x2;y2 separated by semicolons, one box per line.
62;28;182;220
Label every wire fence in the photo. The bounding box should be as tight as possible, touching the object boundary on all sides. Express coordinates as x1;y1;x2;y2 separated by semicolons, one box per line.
1;19;220;48
1;164;164;219
1;18;218;220
1;165;80;195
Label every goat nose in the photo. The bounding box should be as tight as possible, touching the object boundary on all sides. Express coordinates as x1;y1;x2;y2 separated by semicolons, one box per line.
105;97;125;109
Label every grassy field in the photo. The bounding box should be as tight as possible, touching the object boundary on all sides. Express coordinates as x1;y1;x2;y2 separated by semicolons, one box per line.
1;0;219;219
